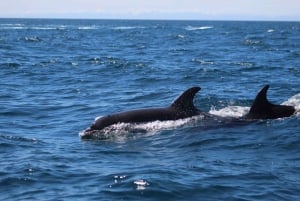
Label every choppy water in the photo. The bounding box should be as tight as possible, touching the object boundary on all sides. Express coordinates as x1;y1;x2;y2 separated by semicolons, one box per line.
0;19;300;200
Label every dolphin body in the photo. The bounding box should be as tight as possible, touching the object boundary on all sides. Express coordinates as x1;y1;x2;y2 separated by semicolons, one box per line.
82;85;295;137
84;87;202;134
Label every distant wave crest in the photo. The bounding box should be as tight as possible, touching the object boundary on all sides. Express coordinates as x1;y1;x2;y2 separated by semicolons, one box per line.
112;26;146;30
185;26;213;31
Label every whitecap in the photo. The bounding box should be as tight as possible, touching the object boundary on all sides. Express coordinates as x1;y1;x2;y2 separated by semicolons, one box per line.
112;26;145;30
185;26;213;31
78;26;97;30
31;27;56;30
0;23;25;30
134;179;149;190
1;26;25;30
176;34;185;39
1;23;23;26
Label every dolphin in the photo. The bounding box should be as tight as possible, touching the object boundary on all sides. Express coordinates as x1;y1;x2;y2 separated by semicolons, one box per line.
82;85;296;138
84;87;202;134
244;85;295;119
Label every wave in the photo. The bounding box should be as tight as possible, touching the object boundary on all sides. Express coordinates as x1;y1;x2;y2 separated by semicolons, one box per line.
0;26;63;30
112;26;145;30
31;27;59;30
78;26;98;30
0;134;40;148
0;62;21;67
185;26;213;31
0;23;69;30
1;25;144;30
0;23;24;26
0;24;145;31
1;26;25;30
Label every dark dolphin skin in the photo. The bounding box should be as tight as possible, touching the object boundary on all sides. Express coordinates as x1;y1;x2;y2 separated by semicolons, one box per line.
244;85;295;119
82;85;295;137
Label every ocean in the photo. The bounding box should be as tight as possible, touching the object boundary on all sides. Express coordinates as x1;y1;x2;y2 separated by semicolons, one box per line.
0;18;299;200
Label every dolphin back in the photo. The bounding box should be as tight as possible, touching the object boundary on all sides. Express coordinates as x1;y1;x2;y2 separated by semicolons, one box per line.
86;86;201;132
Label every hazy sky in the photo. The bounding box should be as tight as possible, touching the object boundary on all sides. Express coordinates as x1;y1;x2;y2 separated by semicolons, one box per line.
0;0;299;21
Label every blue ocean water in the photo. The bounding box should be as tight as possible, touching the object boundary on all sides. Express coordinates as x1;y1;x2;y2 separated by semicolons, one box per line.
0;18;300;200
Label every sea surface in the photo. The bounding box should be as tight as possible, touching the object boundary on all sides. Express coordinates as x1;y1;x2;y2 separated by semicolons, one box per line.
0;19;299;200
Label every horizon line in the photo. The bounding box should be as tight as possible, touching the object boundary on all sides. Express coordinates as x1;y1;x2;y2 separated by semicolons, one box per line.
0;16;299;22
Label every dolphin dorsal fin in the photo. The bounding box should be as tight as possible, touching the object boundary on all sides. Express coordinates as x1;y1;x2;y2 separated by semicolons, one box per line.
250;85;271;111
171;87;201;111
246;85;295;119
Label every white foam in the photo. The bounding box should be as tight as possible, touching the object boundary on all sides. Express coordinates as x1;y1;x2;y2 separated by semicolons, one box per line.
208;93;300;118
282;93;300;115
115;115;202;133
134;180;149;190
112;26;145;30
1;26;25;30
1;23;23;26
176;34;185;39
185;26;213;31
2;26;59;30
79;115;204;140
78;26;97;30
31;27;57;30
133;116;202;132
209;106;249;118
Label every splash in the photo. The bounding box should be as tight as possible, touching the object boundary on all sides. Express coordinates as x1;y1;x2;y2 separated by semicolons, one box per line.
209;93;300;118
80;93;300;140
209;106;249;118
134;179;149;190
282;93;300;115
79;115;204;140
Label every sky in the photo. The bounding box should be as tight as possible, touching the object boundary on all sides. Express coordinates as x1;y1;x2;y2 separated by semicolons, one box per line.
0;0;300;21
